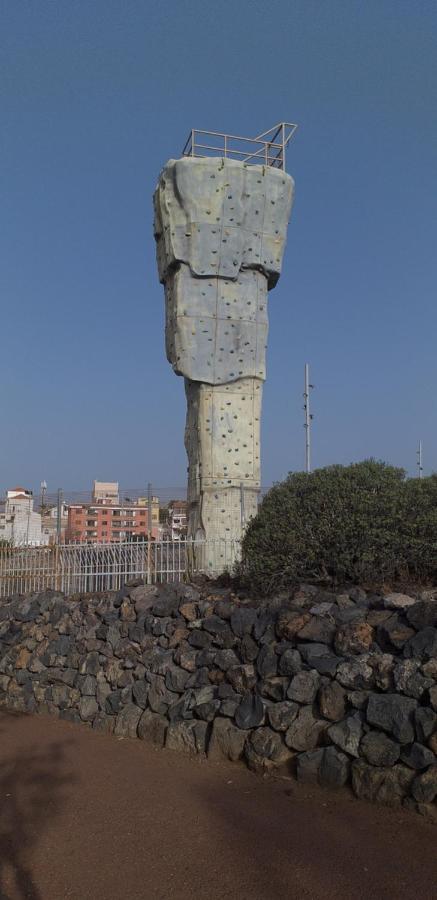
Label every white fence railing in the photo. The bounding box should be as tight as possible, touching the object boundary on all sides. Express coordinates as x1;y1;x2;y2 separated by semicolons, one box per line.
0;539;240;598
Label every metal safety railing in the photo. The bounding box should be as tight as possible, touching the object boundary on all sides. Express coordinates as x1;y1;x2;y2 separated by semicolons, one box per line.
182;122;298;171
0;539;240;598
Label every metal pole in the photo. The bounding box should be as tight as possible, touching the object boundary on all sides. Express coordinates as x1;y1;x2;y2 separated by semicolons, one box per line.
303;363;313;474
147;482;152;541
40;480;47;514
417;441;423;479
56;489;63;544
26;497;31;545
147;482;152;585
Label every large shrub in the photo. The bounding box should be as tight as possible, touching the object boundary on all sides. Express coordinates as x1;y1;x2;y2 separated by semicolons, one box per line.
402;474;437;578
238;460;437;595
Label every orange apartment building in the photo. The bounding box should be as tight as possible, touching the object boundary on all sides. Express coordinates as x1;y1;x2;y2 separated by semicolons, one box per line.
66;501;159;543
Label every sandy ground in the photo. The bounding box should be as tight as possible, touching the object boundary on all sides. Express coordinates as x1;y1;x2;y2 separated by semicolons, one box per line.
0;710;436;900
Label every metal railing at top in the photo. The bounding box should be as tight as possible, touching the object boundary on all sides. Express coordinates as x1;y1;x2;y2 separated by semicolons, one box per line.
0;538;240;598
182;122;298;171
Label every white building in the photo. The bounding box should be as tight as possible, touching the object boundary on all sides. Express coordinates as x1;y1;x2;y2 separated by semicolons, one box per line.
0;487;48;546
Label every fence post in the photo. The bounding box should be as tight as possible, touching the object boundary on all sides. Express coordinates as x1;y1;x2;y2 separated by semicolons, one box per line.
185;537;193;582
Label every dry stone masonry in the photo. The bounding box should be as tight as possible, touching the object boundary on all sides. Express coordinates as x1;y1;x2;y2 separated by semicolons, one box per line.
0;583;436;821
154;158;294;574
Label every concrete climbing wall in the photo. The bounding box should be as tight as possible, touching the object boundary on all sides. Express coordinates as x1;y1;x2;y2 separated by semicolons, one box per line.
163;267;268;384
154;156;294;573
184;377;262;573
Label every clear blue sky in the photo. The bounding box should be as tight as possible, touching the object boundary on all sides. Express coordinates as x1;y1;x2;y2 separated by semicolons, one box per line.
2;0;436;494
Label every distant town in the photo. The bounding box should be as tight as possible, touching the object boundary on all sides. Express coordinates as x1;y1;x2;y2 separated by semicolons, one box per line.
0;481;188;546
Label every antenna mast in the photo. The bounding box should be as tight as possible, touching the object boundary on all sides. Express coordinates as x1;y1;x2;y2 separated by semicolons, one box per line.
417;441;423;479
303;363;314;474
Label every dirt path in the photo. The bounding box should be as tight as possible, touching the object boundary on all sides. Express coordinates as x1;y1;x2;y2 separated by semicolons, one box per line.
0;711;436;900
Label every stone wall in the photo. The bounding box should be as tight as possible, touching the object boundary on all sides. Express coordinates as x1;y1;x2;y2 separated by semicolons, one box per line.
0;582;436;820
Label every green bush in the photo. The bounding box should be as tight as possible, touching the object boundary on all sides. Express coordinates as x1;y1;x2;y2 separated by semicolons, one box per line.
238;460;437;595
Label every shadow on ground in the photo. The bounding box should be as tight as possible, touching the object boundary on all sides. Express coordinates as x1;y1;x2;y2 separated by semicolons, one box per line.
193;775;437;900
0;712;75;900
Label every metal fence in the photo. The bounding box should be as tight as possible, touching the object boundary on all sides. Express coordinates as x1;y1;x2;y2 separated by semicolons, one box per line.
0;539;240;598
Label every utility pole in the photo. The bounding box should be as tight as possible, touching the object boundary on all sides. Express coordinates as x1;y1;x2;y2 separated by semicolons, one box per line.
417;441;423;479
303;363;314;473
147;482;153;541
147;482;153;586
56;488;63;544
25;495;31;545
40;480;47;514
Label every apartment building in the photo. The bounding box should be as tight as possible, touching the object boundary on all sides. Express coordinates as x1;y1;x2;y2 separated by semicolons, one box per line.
66;499;160;543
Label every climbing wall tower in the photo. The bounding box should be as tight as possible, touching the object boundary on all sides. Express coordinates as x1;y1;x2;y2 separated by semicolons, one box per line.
154;124;296;574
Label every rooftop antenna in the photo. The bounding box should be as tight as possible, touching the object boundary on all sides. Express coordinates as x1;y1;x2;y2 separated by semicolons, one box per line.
303;363;314;474
417;441;423;479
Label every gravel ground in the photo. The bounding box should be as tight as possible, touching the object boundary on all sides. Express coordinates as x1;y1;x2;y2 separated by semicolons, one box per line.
0;711;436;900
